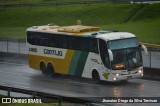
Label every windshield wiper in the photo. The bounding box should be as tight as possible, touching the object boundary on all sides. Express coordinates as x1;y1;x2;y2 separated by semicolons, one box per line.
127;52;137;68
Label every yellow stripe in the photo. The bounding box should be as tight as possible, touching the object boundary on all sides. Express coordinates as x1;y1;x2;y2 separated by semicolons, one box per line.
28;50;75;74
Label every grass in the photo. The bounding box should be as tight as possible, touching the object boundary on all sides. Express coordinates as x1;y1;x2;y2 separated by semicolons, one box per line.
102;18;160;44
0;4;136;27
0;4;139;37
0;27;26;39
0;3;159;44
100;3;160;44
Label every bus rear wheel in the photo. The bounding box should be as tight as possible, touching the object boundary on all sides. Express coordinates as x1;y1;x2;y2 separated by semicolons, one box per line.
92;70;100;83
47;63;55;77
40;62;47;76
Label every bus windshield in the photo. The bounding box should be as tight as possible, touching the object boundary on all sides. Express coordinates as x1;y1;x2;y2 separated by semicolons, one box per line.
108;38;142;70
108;38;139;50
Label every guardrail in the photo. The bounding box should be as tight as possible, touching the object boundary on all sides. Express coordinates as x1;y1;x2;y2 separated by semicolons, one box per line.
141;42;160;49
140;42;160;69
0;85;90;105
0;39;26;54
131;0;160;4
0;0;130;9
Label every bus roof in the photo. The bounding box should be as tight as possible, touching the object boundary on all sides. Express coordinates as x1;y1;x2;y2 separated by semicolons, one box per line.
27;25;100;35
97;32;136;41
27;25;136;41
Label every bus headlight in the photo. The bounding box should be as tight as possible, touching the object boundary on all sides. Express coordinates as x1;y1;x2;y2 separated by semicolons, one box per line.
138;69;143;73
113;73;120;76
113;78;117;81
116;73;119;76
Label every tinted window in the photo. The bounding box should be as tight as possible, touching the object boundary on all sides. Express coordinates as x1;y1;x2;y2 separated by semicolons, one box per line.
78;37;89;51
89;38;98;53
39;33;49;46
58;35;68;48
99;39;110;68
68;36;78;50
27;32;41;45
27;31;98;53
49;34;58;47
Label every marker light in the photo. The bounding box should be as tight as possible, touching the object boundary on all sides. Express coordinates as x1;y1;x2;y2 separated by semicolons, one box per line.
115;64;125;69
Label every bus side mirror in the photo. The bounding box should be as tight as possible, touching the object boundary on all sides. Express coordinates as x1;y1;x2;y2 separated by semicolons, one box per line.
108;49;113;61
141;44;148;55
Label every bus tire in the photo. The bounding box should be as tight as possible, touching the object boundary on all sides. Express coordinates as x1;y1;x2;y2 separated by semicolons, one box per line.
40;62;47;76
92;70;100;83
47;63;55;77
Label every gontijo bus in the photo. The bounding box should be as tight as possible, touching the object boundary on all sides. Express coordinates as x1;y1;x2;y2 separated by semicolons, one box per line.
26;23;148;82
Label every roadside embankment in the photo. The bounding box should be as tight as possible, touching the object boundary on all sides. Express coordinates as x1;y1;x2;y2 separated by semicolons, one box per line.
143;67;160;80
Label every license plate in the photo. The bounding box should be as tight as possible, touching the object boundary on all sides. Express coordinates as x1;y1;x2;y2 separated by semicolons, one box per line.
127;76;132;79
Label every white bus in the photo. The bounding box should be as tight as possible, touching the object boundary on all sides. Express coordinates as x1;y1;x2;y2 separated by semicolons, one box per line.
26;24;148;82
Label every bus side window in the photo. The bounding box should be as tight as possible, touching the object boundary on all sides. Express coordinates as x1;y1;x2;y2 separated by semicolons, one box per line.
27;32;32;44
27;32;30;43
39;34;44;46
89;38;98;53
44;34;49;46
99;39;110;68
31;32;39;45
27;32;35;45
49;34;58;47
40;33;49;46
77;37;89;51
67;36;78;50
58;35;67;49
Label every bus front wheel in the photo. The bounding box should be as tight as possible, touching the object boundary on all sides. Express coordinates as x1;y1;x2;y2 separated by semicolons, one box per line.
92;70;100;83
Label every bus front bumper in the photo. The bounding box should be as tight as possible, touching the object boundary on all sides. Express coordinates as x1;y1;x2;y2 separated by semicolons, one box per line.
111;72;143;82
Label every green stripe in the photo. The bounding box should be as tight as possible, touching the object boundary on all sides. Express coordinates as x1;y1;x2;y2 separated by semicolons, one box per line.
68;51;81;75
75;51;89;77
68;51;89;77
68;35;91;76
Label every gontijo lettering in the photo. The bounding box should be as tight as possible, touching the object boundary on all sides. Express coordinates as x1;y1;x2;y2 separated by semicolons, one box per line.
44;49;62;56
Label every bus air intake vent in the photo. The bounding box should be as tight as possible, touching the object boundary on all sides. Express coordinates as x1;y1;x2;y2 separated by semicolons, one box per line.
58;25;100;33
